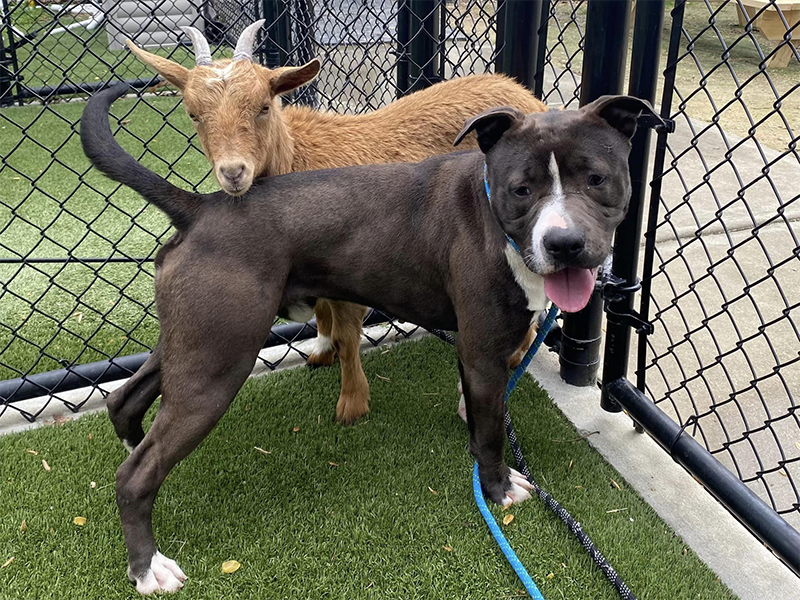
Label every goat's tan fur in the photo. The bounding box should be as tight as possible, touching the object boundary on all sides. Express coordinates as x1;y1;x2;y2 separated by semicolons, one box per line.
129;40;547;423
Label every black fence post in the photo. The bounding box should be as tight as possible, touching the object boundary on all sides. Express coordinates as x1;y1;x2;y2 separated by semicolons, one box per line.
261;0;291;67
407;0;441;93
533;0;551;100
559;0;632;387
495;0;543;90
396;0;411;97
600;0;665;412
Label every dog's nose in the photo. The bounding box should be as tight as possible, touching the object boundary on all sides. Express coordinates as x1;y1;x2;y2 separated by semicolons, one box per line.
218;162;246;185
543;228;585;263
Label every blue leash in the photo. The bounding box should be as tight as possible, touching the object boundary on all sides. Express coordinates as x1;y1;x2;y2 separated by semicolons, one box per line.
472;304;558;600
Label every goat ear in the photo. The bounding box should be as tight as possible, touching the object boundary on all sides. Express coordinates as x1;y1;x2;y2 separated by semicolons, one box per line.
126;39;190;90
453;105;524;153
270;59;321;96
581;95;662;139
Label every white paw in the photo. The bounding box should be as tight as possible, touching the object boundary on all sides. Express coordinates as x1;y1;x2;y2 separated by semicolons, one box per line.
501;468;534;507
122;440;136;454
313;334;333;355
456;380;467;423
131;551;187;595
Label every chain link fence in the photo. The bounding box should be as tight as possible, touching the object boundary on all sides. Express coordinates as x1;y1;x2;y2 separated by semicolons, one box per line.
0;0;585;424
640;0;800;531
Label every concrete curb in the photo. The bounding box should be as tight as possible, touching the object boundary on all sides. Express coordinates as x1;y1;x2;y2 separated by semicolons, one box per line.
528;348;799;600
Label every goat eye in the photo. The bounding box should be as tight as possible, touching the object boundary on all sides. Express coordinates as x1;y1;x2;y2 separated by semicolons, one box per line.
513;186;531;197
588;174;606;187
260;105;270;114
188;113;200;123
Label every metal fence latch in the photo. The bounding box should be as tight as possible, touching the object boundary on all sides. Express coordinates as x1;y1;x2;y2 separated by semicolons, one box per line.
601;272;654;336
637;114;675;134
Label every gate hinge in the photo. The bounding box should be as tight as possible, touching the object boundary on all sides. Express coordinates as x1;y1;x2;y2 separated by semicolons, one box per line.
601;272;655;336
638;114;675;134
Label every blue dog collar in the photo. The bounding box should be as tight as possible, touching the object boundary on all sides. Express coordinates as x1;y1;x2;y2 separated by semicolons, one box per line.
483;163;520;253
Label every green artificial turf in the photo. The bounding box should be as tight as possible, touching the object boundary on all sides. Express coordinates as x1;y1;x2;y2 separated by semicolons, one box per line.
0;94;211;381
0;338;737;599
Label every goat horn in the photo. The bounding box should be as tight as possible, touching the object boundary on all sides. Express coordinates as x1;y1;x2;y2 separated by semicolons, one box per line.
179;26;213;66
233;19;266;61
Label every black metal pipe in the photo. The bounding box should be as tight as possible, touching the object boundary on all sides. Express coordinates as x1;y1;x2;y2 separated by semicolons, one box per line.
495;0;543;90
0;313;393;406
533;0;552;100
600;0;665;412
0;256;153;264
560;0;632;387
605;377;800;577
407;0;441;92
261;0;291;67
396;0;411;97
637;0;685;394
9;79;158;102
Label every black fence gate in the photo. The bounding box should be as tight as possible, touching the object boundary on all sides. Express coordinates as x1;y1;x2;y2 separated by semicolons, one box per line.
1;0;798;581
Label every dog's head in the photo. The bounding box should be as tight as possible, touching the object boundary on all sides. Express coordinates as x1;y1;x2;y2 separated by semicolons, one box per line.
454;95;661;313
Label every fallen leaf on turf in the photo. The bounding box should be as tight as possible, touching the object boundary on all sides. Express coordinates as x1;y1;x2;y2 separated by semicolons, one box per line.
546;572;554;579
20;520;26;533
221;560;240;574
376;375;390;382
292;427;300;433
254;447;271;455
605;508;627;513
428;486;438;495
682;547;687;555
121;119;131;125
502;514;514;526
42;459;50;472
327;461;339;467
1;557;13;569
561;563;567;569
568;459;573;471
87;434;93;440
25;449;38;456
366;581;374;589
610;479;621;490
52;415;68;425
73;516;87;526
90;481;97;489
443;545;453;552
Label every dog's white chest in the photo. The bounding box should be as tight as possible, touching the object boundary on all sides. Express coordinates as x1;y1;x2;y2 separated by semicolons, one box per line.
504;244;547;312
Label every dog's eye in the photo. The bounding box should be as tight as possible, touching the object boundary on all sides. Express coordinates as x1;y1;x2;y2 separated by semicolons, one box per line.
588;174;606;187
513;186;531;197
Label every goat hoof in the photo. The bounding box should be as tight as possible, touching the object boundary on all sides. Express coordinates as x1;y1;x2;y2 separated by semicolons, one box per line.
335;396;370;425
306;351;335;368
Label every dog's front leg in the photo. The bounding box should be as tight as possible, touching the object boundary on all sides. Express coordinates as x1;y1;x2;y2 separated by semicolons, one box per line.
457;358;533;506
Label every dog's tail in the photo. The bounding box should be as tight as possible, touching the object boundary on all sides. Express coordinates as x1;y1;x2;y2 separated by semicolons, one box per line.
81;83;199;229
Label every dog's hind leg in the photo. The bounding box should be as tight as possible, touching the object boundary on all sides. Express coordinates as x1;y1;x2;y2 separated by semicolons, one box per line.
331;301;370;425
306;299;335;367
107;343;163;453
116;272;279;595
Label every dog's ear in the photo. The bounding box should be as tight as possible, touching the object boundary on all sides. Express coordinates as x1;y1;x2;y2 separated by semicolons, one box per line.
582;95;663;139
453;106;524;153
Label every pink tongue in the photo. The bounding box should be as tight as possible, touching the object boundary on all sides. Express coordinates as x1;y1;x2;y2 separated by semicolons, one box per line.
544;268;596;313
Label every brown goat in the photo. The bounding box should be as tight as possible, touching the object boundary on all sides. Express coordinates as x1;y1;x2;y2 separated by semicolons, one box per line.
128;21;547;424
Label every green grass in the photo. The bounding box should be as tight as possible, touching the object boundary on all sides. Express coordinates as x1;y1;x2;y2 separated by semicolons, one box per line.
0;338;737;599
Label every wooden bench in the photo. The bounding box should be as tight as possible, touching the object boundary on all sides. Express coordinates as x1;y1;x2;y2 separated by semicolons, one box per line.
736;0;800;67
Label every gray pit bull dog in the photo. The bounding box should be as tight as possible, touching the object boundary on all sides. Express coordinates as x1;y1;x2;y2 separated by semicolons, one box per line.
80;82;660;594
